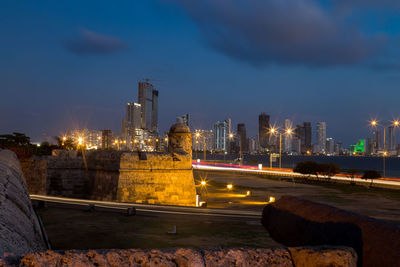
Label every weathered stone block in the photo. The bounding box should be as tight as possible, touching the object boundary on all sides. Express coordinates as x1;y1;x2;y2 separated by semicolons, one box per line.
0;149;46;255
262;195;400;267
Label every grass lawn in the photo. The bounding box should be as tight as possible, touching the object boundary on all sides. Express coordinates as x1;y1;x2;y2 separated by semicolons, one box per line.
38;207;279;250
194;170;400;225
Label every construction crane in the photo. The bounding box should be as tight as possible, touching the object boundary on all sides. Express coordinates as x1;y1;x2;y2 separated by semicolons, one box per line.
142;78;163;83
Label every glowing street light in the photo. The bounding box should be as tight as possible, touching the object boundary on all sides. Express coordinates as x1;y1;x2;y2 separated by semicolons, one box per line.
268;126;294;169
368;117;400;177
227;184;233;190
195;131;207;161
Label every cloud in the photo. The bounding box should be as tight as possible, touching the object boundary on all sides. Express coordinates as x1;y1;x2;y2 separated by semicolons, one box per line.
335;0;400;9
369;62;400;71
66;28;128;55
174;0;389;67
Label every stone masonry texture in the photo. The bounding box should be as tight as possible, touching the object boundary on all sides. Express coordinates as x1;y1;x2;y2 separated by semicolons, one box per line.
0;247;357;267
21;150;197;206
262;195;400;267
0;149;46;255
21;123;197;206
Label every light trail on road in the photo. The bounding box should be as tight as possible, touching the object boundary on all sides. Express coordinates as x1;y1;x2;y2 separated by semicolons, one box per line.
193;162;400;188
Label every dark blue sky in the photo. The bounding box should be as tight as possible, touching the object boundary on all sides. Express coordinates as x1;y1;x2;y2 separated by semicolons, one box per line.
1;0;400;146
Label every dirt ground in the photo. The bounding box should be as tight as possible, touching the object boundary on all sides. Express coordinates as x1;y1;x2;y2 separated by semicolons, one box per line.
194;170;400;225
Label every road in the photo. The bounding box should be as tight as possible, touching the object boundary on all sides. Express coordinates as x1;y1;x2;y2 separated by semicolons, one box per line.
193;162;400;189
30;194;261;219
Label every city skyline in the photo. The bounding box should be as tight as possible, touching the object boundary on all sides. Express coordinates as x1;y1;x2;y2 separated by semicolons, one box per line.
2;1;400;145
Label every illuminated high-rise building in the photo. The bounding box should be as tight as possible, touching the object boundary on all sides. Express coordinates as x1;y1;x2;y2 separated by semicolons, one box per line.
225;118;232;136
151;89;158;132
213;121;227;152
101;130;113;150
326;138;334;155
335;141;343;155
373;130;382;151
283;119;292;153
193;129;213;152
316;122;327;154
296;122;311;154
388;126;396;151
126;102;141;132
138;81;158;132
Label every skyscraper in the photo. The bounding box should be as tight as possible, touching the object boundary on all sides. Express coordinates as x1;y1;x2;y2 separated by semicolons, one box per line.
388;126;396;151
138;81;158;132
101;130;113;150
193;129;213;152
283;119;292;153
304;122;312;153
225;118;232;136
213;121;227;152
295;124;305;153
126;102;141;130
258;113;270;149
237;123;248;153
316;122;327;154
326;138;334;155
373;130;382;151
296;122;311;154
151;89;159;132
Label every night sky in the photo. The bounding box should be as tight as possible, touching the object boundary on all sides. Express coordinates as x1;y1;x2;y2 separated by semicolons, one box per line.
1;0;400;146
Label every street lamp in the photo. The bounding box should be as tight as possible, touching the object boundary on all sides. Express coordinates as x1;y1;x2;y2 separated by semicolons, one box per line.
369;118;399;177
228;133;242;165
195;131;206;161
195;131;200;159
268;126;294;169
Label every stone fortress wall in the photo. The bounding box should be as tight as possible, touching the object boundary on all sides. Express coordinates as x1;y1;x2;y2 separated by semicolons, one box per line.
0;149;46;255
21;123;197;206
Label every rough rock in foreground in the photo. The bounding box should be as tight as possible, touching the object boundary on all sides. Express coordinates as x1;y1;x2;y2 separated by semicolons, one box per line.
0;247;356;267
262;195;400;267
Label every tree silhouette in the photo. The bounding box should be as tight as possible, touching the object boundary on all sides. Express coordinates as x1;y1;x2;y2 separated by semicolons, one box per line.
294;161;320;180
319;163;340;180
362;170;381;188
